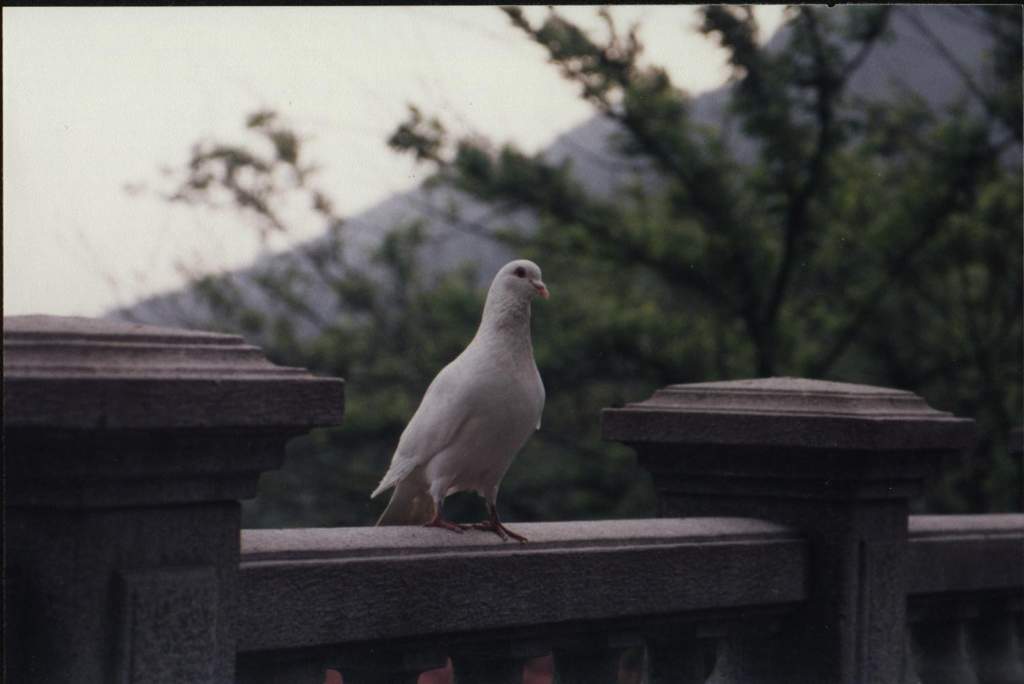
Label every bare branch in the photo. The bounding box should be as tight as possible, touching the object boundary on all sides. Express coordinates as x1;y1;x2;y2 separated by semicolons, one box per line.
808;156;987;376
897;6;1012;137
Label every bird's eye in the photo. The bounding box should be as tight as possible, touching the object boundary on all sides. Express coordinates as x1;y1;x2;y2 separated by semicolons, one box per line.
514;267;526;278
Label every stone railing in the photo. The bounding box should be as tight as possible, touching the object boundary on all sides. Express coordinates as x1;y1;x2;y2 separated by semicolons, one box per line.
4;316;344;683
907;515;1024;683
5;316;1023;684
236;518;807;683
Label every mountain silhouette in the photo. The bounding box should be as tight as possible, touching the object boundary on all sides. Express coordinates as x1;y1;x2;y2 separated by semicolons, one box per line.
113;7;1004;332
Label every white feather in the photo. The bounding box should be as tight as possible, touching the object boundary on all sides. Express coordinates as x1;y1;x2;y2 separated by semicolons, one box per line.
372;259;547;526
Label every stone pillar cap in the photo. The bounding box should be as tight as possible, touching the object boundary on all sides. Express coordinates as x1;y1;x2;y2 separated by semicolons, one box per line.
602;377;974;451
4;315;344;430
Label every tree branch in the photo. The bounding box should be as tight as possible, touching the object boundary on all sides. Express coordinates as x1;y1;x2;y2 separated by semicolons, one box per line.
762;9;837;331
506;6;759;318
808;154;987;376
840;7;891;82
763;8;893;338
898;6;1017;140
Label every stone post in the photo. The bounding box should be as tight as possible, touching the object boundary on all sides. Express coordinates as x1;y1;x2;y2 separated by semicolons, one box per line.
602;378;975;684
4;316;344;683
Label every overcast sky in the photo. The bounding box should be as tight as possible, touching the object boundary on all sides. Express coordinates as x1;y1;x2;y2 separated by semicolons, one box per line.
4;6;786;317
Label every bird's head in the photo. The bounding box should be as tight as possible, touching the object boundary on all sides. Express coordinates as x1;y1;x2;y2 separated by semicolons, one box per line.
497;259;549;301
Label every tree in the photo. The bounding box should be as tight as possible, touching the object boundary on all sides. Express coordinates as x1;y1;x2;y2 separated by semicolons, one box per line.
386;5;1022;513
132;6;1022;525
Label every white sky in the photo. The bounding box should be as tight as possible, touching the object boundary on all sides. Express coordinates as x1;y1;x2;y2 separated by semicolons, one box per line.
3;6;787;317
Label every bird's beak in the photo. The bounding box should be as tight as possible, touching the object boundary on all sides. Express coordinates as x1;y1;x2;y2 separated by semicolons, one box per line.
531;279;550;299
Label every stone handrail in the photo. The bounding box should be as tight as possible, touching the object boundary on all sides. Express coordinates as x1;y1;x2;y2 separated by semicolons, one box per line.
5;316;1022;684
228;515;1024;683
906;515;1024;684
908;514;1024;597
235;519;807;681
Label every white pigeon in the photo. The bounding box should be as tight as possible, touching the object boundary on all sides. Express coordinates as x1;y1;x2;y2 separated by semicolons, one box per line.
371;259;548;542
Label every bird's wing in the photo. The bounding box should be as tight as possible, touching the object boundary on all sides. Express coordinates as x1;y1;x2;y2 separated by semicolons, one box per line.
535;366;546;430
371;358;477;498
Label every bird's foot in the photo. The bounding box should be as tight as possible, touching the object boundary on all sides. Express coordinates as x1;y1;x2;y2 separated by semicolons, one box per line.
424;514;467;534
472;519;528;543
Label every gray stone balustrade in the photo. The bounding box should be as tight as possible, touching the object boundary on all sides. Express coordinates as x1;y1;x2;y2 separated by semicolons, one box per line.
231;513;1023;683
4;316;344;683
603;378;977;684
907;515;1024;684
237;519;806;650
5;318;1022;684
236;519;807;682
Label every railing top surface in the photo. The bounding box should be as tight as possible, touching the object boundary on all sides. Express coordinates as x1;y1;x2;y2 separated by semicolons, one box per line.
237;518;807;652
235;515;1023;652
241;517;799;563
907;514;1024;598
3;315;344;430
909;513;1024;537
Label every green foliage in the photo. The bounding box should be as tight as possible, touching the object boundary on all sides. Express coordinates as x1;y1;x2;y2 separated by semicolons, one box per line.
387;106;447;164
143;6;1021;525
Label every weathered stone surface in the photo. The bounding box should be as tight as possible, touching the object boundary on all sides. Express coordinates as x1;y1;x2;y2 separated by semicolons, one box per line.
603;378;978;684
116;566;221;684
5;315;345;509
236;654;330;684
602;377;974;451
333;644;449;684
4;315;345;684
552;632;641;684
4;315;344;429
450;639;549;684
8;503;241;683
236;519;807;653
645;629;717;684
907;515;1024;601
967;612;1024;684
6;430;289;508
908;619;978;684
240;517;793;561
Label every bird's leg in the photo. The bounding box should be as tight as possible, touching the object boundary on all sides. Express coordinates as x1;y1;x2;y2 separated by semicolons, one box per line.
423;497;467;534
473;502;527;543
423;512;466;533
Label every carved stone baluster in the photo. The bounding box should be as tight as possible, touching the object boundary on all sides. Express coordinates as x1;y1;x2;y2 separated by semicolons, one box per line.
618;645;646;684
910;620;980;684
236;651;328;684
967;612;1024;684
336;645;448;684
703;621;787;684
906;633;923;684
645;626;721;684
552;632;642;684
337;669;421;684
450;639;548;684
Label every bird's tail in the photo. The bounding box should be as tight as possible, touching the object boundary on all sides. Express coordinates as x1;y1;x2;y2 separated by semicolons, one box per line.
376;479;436;526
